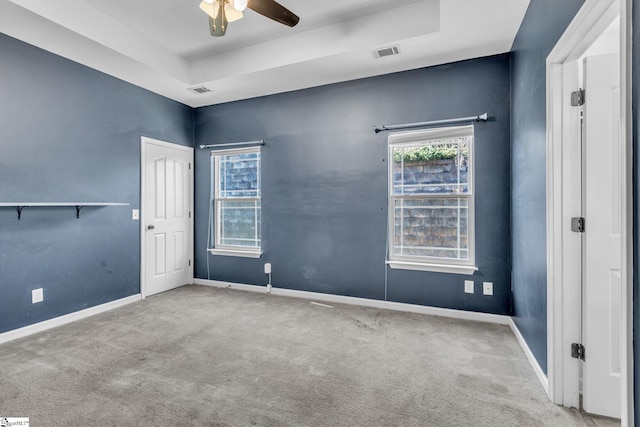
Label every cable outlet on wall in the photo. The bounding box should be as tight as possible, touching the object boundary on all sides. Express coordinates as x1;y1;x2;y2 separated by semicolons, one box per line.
32;288;43;304
483;282;493;296
132;209;139;220
464;280;474;294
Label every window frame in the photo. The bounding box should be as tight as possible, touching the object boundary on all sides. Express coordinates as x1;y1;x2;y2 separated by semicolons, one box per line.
209;146;262;258
386;125;477;275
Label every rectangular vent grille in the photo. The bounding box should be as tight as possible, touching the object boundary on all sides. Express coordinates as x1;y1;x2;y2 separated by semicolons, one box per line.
189;86;212;94
372;46;400;59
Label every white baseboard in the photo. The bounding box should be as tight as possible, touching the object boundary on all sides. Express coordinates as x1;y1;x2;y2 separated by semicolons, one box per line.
0;294;141;345
509;318;549;394
192;278;511;325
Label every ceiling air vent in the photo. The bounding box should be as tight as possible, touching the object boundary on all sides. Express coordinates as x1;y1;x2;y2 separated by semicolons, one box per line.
372;46;400;59
188;86;212;94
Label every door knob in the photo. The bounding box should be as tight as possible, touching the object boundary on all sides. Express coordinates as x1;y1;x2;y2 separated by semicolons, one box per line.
147;225;155;230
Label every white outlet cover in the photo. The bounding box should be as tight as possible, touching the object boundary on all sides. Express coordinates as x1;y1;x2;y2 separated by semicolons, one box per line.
32;288;43;304
464;280;474;294
483;282;493;296
132;209;139;220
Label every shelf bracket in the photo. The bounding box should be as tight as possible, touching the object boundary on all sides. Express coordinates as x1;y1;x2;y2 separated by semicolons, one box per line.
15;206;25;220
75;205;84;219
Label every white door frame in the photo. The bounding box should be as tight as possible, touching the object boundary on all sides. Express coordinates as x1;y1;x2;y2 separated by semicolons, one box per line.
546;0;632;424
140;136;194;299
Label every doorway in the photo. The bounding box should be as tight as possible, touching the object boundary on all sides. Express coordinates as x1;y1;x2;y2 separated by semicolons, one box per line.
140;137;194;297
546;0;631;424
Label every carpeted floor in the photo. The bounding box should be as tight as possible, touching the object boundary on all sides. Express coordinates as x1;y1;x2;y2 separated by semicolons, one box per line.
0;285;618;426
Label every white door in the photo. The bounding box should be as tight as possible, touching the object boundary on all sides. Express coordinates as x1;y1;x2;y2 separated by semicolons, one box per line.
582;52;621;418
142;138;193;297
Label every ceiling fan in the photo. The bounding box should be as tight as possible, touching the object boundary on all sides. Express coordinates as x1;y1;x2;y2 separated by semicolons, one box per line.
199;0;300;37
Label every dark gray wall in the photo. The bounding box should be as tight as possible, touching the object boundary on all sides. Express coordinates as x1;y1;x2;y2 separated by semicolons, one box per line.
510;0;585;374
633;0;640;421
195;54;512;315
0;34;193;333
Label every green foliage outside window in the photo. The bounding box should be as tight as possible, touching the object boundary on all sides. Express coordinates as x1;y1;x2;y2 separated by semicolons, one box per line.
393;142;469;163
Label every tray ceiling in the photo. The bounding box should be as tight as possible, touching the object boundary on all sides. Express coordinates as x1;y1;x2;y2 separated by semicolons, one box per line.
1;0;530;107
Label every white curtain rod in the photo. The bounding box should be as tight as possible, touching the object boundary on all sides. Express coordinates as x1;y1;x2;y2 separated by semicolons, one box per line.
374;113;488;134
199;140;264;150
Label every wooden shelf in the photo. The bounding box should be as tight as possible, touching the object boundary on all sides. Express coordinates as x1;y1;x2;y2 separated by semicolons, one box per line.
0;203;130;220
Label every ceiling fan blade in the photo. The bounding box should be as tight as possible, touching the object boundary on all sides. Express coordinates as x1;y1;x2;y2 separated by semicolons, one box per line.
247;0;299;27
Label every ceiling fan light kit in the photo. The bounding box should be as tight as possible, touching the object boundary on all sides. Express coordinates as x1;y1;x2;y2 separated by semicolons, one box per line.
233;0;248;12
199;0;299;37
200;2;243;21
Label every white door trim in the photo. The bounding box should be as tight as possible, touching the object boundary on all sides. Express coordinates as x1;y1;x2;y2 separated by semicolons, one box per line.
140;136;194;299
545;0;632;424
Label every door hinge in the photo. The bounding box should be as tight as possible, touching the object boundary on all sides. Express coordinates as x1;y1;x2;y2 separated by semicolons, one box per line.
571;343;585;361
570;89;585;106
189;163;192;170
189;211;192;218
571;217;585;233
189;260;191;267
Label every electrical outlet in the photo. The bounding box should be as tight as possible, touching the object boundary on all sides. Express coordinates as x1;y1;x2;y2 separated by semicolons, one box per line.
264;263;271;274
464;280;474;294
132;209;139;220
32;288;43;304
483;282;493;296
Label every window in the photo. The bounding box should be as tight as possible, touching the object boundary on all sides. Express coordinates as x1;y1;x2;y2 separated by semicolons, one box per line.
387;125;476;274
210;147;261;257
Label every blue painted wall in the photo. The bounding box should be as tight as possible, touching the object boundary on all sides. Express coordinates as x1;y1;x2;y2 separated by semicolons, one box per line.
0;34;193;333
194;54;512;315
510;0;585;374
633;0;640;421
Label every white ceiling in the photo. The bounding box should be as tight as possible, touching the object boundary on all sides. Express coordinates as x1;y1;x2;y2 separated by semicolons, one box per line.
1;0;530;107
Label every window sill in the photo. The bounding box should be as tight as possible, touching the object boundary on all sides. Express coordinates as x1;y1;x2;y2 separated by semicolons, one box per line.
387;260;477;275
208;248;262;259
